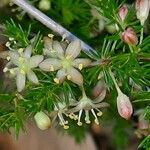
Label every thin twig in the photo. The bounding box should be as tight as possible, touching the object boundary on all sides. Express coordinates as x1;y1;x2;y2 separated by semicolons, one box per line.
11;0;95;53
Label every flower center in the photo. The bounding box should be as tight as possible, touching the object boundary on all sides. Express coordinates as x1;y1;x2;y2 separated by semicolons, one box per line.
61;57;73;69
18;57;30;74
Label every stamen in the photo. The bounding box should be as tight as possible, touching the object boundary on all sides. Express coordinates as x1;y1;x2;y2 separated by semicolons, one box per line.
78;64;83;70
62;34;67;41
69;114;74;119
54;78;59;84
7;56;10;61
18;48;24;53
58;113;67;127
48;34;54;39
85;110;91;124
3;67;8;72
49;65;54;71
67;75;71;80
63;125;69;129
9;37;14;41
97;111;103;117
6;42;10;47
94;119;100;125
64;39;69;44
91;109;99;125
95;108;103;117
77;109;83;126
69;113;78;120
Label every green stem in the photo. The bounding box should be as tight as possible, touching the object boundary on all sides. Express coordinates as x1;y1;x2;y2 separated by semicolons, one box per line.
140;27;144;45
108;69;121;94
129;45;134;53
80;85;87;98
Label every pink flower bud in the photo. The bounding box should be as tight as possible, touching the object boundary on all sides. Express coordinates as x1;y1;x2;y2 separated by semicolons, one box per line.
122;27;138;45
93;80;106;99
119;5;128;21
117;92;133;120
135;0;150;25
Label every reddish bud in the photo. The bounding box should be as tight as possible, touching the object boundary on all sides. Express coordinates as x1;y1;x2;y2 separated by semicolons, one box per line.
119;5;128;21
122;27;138;45
135;0;150;25
117;92;133;120
93;80;106;99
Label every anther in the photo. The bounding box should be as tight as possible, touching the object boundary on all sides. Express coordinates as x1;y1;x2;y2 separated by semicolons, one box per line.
6;42;10;47
77;122;83;126
18;48;24;53
9;37;14;41
54;78;59;84
97;111;103;116
67;75;71;80
3;67;8;72
78;64;83;70
7;56;10;61
50;66;54;71
48;34;54;39
63;125;69;129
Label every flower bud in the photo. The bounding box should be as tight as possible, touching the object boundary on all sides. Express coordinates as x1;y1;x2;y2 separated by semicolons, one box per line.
117;91;133;120
34;111;51;130
121;27;138;45
119;5;128;21
93;80;106;99
135;0;150;25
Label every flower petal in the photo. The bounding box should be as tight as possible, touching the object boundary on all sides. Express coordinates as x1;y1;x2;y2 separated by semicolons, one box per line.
54;69;66;84
67;67;83;86
39;58;62;71
94;102;110;109
9;51;19;66
29;55;44;68
93;89;106;103
65;40;81;59
23;45;32;58
73;58;91;70
43;37;54;56
16;72;26;92
53;41;64;58
27;70;39;84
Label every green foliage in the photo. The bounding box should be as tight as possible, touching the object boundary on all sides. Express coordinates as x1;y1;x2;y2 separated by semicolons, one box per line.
4;19;30;47
0;0;150;149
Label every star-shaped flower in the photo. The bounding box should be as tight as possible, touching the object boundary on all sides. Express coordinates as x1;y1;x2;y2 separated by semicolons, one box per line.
52;102;70;129
68;89;109;126
3;45;43;92
39;37;91;86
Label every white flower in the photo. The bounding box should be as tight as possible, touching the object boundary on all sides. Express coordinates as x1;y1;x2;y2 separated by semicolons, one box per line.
3;45;43;92
68;89;109;126
52;102;70;129
135;0;150;25
34;111;51;130
39;37;91;86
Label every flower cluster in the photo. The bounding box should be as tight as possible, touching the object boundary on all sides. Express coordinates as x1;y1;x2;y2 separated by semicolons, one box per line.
3;35;135;130
39;36;91;86
3;43;43;92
